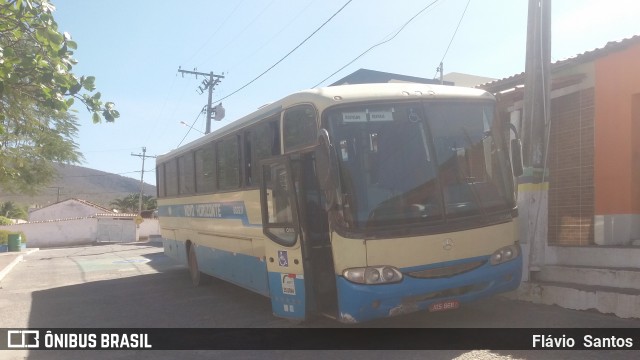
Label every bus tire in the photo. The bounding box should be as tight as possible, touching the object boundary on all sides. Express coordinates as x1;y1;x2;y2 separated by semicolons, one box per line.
188;244;207;287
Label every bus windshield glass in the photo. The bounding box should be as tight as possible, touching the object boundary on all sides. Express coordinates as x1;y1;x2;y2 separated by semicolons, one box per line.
325;101;515;231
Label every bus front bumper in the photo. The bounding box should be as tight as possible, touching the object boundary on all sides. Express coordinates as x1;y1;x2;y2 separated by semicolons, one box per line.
334;255;522;324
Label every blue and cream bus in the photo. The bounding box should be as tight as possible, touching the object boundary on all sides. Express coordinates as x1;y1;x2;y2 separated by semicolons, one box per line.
156;83;523;323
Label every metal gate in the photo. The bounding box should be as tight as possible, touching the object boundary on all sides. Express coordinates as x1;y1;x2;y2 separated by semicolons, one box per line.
96;218;136;243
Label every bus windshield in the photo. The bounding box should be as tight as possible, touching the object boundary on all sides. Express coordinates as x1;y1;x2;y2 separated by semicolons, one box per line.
325;101;515;231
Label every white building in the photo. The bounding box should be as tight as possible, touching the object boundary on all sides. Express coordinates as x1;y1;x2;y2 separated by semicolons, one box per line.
29;198;112;222
1;198;160;248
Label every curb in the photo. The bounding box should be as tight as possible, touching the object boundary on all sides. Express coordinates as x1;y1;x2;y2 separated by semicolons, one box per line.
0;249;39;282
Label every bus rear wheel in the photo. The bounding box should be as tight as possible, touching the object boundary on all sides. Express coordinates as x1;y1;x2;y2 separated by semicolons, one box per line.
188;244;206;287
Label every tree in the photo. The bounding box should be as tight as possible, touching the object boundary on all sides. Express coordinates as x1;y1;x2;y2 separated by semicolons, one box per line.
1;97;82;193
0;200;28;219
0;0;119;194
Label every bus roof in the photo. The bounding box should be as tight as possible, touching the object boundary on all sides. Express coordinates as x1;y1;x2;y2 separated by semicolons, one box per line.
157;83;493;162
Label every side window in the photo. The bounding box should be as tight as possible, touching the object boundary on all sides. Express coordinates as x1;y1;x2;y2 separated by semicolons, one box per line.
246;117;280;187
178;153;195;195
165;159;178;197
283;104;317;152
216;135;241;190
157;163;166;198
195;144;215;193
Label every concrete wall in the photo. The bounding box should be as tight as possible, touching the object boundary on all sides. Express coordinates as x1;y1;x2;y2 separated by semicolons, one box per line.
594;214;640;245
96;218;137;243
138;219;160;240
0;217;142;248
594;41;640;245
1;218;97;248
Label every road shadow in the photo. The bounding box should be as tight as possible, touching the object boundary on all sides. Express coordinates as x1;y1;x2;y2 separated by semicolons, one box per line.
18;247;638;360
25;269;279;329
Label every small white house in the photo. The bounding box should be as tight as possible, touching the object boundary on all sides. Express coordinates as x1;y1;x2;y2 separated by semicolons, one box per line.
29;198;112;222
1;198;146;248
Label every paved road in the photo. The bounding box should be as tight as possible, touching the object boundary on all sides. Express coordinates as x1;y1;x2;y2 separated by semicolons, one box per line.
1;243;638;359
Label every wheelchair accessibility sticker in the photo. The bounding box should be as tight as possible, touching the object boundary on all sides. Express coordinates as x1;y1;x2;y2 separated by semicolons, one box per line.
278;250;288;267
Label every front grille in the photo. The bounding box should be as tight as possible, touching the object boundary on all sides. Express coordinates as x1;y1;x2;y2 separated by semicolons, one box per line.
407;260;485;279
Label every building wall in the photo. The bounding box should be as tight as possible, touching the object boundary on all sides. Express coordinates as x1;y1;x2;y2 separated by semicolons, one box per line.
593;42;640;245
1;218;97;248
0;217;141;248
138;219;160;240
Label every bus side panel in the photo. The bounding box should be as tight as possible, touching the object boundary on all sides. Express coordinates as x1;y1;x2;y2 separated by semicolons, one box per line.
267;271;306;319
196;245;269;296
158;191;271;296
163;237;187;266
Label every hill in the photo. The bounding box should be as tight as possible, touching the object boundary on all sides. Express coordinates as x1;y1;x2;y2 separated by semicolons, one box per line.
0;163;156;209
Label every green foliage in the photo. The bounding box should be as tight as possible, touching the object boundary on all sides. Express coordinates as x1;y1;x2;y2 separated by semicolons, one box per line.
0;99;83;194
0;0;120;123
110;193;157;213
0;229;26;244
0;0;119;193
0;216;12;225
0;201;28;219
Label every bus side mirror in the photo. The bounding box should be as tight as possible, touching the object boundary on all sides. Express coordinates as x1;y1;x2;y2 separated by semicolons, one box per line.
315;129;338;209
510;138;524;177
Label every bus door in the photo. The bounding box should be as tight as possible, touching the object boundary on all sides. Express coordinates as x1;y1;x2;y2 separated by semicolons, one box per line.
260;156;307;321
298;152;337;317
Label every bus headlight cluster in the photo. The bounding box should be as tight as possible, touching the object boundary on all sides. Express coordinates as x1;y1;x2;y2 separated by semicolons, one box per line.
490;245;520;265
343;266;403;285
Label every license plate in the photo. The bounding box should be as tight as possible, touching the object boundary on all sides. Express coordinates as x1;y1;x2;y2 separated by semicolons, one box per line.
428;299;459;312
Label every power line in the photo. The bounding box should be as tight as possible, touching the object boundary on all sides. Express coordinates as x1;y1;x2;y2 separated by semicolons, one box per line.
434;0;472;79
226;0;317;74
183;0;247;66
202;0;276;67
82;147;140;154
312;0;441;88
142;74;179;145
213;0;353;104
177;106;205;148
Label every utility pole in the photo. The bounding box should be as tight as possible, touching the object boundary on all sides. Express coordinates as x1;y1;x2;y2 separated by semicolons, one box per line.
178;67;225;134
131;147;157;214
522;0;551;273
435;62;444;84
48;187;63;203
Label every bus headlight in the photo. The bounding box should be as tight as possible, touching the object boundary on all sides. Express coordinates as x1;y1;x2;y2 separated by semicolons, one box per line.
343;266;403;285
490;245;520;265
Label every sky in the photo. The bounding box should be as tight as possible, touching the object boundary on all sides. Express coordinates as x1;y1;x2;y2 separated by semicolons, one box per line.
50;0;640;187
